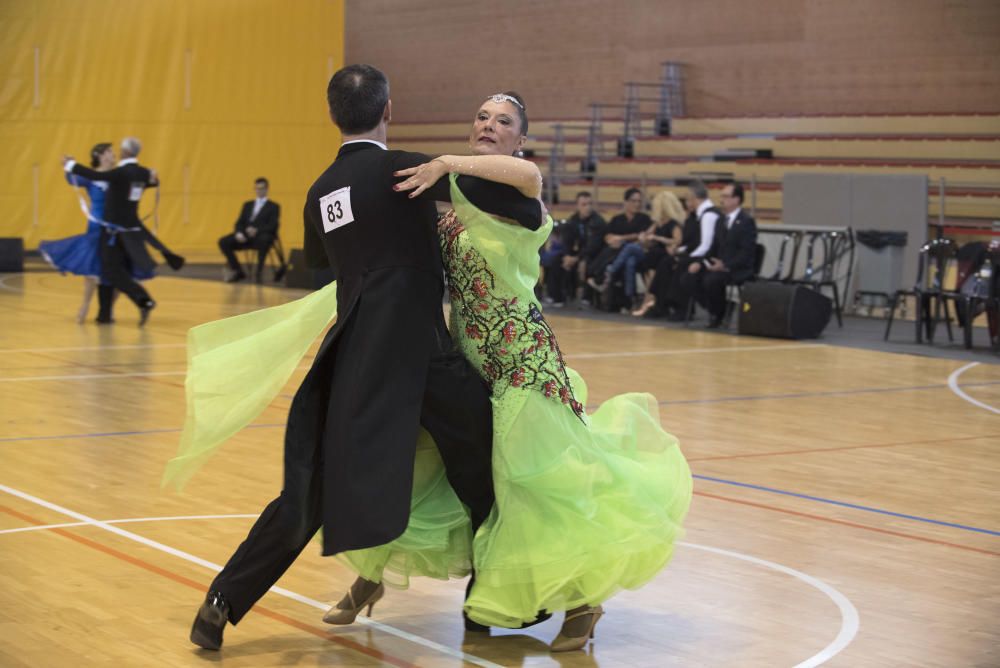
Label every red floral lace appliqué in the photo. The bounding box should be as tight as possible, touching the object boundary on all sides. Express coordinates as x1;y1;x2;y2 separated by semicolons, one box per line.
440;210;584;420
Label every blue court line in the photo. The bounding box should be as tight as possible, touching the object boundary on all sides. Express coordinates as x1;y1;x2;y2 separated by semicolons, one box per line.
0;423;285;443
694;474;1000;538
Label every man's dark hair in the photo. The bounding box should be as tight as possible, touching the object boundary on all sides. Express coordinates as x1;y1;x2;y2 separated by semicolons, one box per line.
255;177;269;188
327;64;390;134
730;182;744;205
688;179;709;201
90;142;112;168
624;187;642;201
575;191;592;201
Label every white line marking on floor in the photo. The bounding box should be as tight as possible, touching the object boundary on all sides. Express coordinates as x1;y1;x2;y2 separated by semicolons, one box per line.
0;514;259;535
947;362;1000;416
0;497;859;666
680;541;859;667
0;483;502;668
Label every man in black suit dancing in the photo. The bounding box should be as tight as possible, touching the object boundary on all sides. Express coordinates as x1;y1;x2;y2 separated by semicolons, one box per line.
218;178;284;283
62;137;159;325
188;64;495;650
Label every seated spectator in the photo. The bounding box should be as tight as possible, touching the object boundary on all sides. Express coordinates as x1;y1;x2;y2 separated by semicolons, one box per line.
665;179;721;320
694;182;758;328
629;191;686;316
218;177;283;283
636;195;698;317
593;189;684;310
586;187;651;302
545;191;606;306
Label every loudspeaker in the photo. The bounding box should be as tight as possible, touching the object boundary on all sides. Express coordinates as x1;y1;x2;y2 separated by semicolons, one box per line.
283;248;335;290
738;282;832;339
0;238;24;273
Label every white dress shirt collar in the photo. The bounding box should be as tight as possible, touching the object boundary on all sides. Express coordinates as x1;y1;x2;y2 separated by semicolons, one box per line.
341;139;387;150
696;199;716;216
118;158;138;166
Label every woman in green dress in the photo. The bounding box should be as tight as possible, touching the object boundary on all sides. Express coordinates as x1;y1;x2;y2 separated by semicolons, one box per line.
330;92;692;652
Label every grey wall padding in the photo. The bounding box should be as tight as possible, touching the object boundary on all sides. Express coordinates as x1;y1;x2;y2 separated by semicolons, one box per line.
782;172;928;291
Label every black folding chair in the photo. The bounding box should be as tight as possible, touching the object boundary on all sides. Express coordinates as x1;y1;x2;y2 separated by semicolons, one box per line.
884;238;957;343
948;246;1000;350
240;236;288;283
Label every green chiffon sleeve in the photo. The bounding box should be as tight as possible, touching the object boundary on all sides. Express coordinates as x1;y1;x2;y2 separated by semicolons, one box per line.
162;282;339;490
449;173;553;303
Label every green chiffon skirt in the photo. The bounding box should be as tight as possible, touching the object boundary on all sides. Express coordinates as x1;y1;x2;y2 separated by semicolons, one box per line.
165;283;692;628
343;368;692;628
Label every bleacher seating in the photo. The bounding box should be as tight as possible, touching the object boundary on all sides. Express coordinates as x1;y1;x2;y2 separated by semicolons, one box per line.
390;113;1000;239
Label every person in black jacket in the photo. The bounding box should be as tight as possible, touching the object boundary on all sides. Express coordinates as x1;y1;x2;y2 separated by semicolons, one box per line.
696;182;758;328
188;64;496;651
217;178;283;283
62;137;161;325
544;191;605;305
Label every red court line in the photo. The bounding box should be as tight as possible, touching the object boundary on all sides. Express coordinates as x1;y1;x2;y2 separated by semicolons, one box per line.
693;491;1000;558
0;504;419;668
688;433;1000;462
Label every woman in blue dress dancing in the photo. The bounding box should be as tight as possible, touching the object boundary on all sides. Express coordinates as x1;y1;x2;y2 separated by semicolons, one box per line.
40;142;118;322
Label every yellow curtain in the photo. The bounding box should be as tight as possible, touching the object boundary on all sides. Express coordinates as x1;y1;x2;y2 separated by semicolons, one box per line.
0;0;344;252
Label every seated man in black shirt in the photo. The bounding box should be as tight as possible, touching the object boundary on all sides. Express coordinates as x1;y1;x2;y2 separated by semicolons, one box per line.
586;188;650;298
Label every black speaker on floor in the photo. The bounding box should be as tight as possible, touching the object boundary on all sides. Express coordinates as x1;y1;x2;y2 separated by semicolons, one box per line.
0;238;24;273
738;282;832;339
283;248;335;290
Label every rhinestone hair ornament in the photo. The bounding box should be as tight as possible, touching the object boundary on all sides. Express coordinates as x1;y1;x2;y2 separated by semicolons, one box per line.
488;93;524;110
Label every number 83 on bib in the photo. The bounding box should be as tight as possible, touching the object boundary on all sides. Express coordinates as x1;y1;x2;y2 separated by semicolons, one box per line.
319;186;355;233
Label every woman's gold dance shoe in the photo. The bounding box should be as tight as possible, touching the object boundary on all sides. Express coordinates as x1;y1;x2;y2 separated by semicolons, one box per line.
322;581;385;625
550;605;604;652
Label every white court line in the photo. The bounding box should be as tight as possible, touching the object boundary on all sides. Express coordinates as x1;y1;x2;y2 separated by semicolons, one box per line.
570;342;822;359
0;483;503;668
0;343;188;354
0;362;316;383
947;362;1000;416
679;542;859;668
0;514;259;535
0;370;188;382
0;494;858;666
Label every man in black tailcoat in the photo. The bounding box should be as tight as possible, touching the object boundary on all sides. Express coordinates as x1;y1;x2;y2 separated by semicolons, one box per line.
188;64;495;650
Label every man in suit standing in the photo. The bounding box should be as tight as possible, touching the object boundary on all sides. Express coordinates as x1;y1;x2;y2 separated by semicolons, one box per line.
62;137;159;325
697;182;758;328
189;64;495;650
218;178;283;283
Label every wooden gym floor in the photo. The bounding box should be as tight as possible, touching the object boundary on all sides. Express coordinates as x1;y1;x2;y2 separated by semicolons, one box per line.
1;271;998;667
